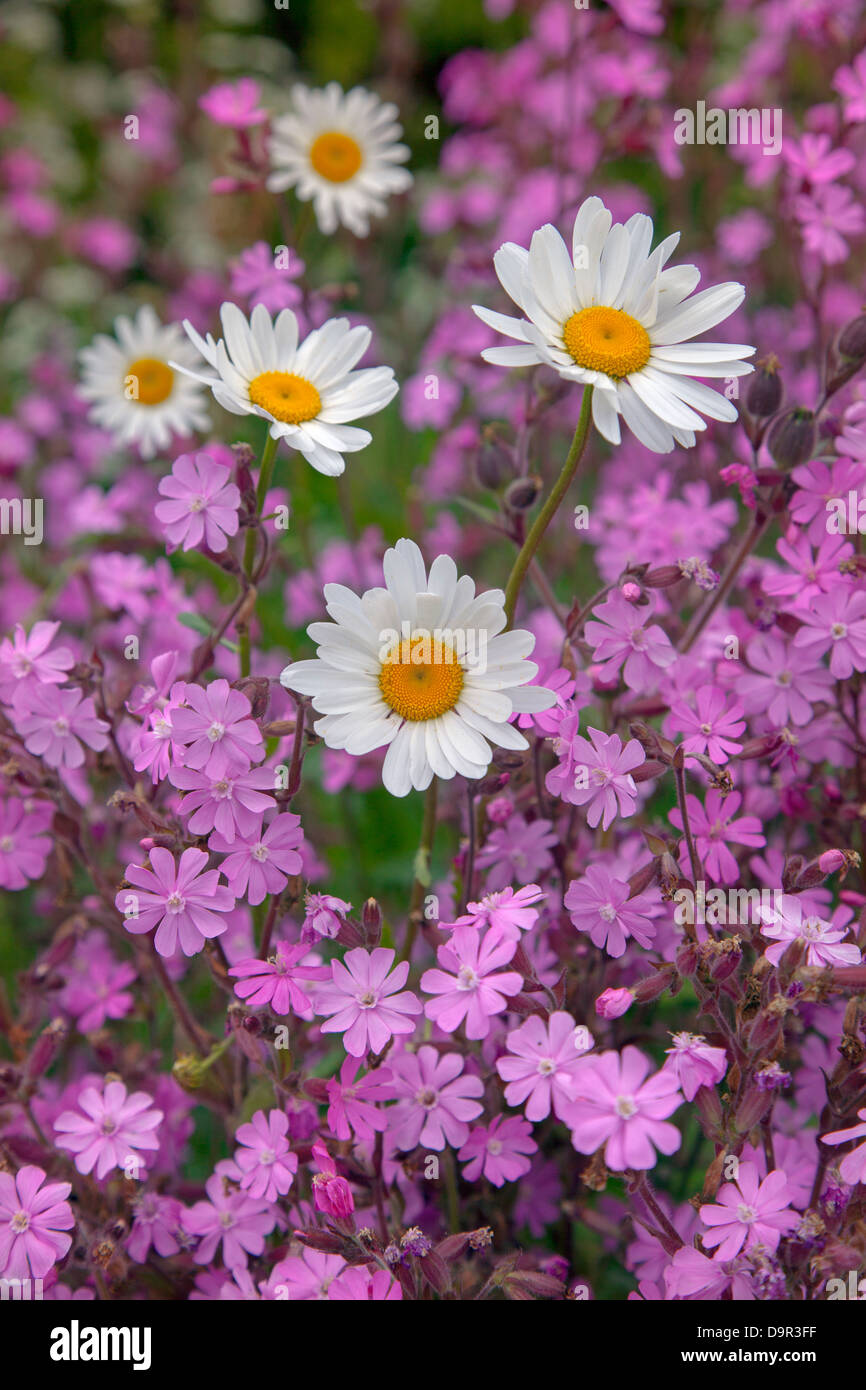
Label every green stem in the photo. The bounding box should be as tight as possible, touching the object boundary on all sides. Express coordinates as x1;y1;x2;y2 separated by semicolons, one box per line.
239;432;279;677
406;777;439;961
503;386;593;627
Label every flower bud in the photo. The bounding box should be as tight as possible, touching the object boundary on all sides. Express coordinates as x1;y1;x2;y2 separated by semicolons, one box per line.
837;313;866;363
595;987;633;1019
766;407;817;469
818;849;847;875
504;475;542;511
745;355;783;418
25;1017;67;1081
362;897;382;946
733;1084;771;1135
473;430;514;490
643;564;683;589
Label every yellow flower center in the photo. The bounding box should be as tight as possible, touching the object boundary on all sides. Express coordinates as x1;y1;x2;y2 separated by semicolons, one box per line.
561;306;651;379
126;357;174;406
248;371;322;425
379;634;464;722
309;131;363;183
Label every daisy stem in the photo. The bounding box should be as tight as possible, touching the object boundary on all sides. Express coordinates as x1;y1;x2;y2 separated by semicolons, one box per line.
239;432;279;677
503;386;593;627
406;776;439;959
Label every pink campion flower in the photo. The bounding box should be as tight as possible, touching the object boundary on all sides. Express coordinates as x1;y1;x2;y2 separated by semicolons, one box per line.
169;763;277;843
329;1266;402;1300
445;884;545;938
310;1142;354;1219
821;1107;866;1185
169;679;263;775
793;587;866;679
699;1162;797;1260
566;1046;683;1171
155;451;241;553
595;987;634;1019
117;846;235;957
302;892;352;940
735;632;834;727
131;689;186;784
564;865;656;958
314;947;422;1057
766;532;853;610
0;1166;74;1279
583;592;675;693
325;1058;395;1143
231;1109;298;1201
790;456;864;543
547;726;645;831
267;1248;345;1300
388;1046;484;1151
663;1032;727;1101
795;185;866;264
458;1114;537;1187
782;132;855;185
229;241;305;315
663;1246;755;1301
496;1011;593;1123
183;1163;276;1268
54;1080;163;1180
127;1193;185;1263
475;814;557;890
11;684;109;770
198;78;267;127
0;621;73;700
667;685;746;764
670;789;765;886
421;926;523;1039
516;667;575;734
60;946;137;1033
757;894;862;968
211;812;304;905
834;49;866;121
0;795;52;890
228;939;330;1017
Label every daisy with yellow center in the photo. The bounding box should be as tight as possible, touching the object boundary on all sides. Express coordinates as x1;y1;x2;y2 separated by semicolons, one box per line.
174;301;398;477
267;82;412;237
77;305;210;459
281;539;555;798
473;194;755;454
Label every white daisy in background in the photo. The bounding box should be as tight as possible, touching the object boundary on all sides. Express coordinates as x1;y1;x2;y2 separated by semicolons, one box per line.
174;302;399;476
266;82;412;237
280;538;555;797
78;305;210;459
472;195;755;454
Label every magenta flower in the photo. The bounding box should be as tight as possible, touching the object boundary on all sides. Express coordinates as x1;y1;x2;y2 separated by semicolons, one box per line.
496;1011;593;1122
735;632;833;727
566;1046;682;1171
564;865;656;958
229;241;305;314
169;762;276;843
127;1193;185;1264
547;726;645;830
315;947;422;1057
0;1166;73;1279
131;689;186;783
516;666;576;734
211;813;304;905
60;944;136;1033
458;1114;537;1187
595;987;634;1019
475;814;557;890
302;892;353;940
793;586;866;679
667;684;745;763
388;1045;484;1151
231;1109;298;1201
670;789;764;885
117;846;235;957
757;894;861;968
329;1266;402;1300
183;1163;276;1268
783;132;855;185
0;795;52;890
0;620;73;701
447;884;545;938
835;49;866;121
169;678;263;774
155;451;241;553
326;1057;394;1143
54;1080;163;1180
198;78;267;127
664;1246;755;1301
228;939;330;1017
11;682;109;769
821;1107;866;1186
795;185;865;265
663;1032;727;1101
310;1142;354;1219
421;926;522;1039
584;592;675;692
699;1162;797;1260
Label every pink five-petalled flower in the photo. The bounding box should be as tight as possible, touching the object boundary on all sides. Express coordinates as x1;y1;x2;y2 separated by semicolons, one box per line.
546;726;645;830
117;846;235;957
231;1109;298;1201
0;1165;74;1279
169;678;263;774
211;812;304;905
228;939;330;1017
566;1046;683;1171
388;1045;484;1151
496;1010;593;1122
421;926;523;1039
821;1107;866;1185
699;1161;797;1260
663;1032;727;1101
314;947;422;1057
155;451;241;553
183;1162;276;1268
458;1114;537;1187
54;1080;163;1180
11;683;109;770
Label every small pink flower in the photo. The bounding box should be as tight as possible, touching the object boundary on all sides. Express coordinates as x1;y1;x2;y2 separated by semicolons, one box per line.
821;1107;866;1185
183;1163;276;1267
496;1011;593;1122
54;1080;163;1180
329;1266;402;1300
566;1046;682;1171
127;1193;185;1263
584;592;675;693
757;894;861;968
447;884;545;938
421;926;522;1039
155;451;241;553
170;678;263;775
229;241;305;314
0;1166;74;1279
231;1109;298;1201
315;947;422;1057
0;795;52;890
326;1057;394;1143
11;683;109;769
0;621;73;701
311;1142;354;1219
211;812;304;905
565;865;656;958
663;1032;727;1101
198;78;267;128
667;684;745;764
388;1045;484;1151
117;846;235;957
228;939;329;1017
458;1114;537;1187
169;763;277;843
699;1162;797;1260
547;726;645;830
302;892;352;940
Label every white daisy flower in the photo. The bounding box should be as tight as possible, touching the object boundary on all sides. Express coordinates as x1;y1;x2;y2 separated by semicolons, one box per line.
472;195;756;454
280;538;555;798
266;82;412;237
174;302;399;477
77;305;210;459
